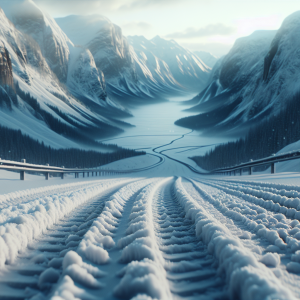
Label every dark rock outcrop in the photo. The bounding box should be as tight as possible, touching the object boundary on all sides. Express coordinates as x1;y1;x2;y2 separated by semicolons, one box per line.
0;43;14;88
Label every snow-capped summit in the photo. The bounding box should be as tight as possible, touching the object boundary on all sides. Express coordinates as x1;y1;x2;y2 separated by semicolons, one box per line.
56;15;136;88
0;3;128;149
128;35;210;91
57;15;210;98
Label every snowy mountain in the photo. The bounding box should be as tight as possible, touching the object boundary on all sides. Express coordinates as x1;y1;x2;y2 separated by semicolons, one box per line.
128;35;210;92
0;0;211;150
176;30;277;132
56;15;210;99
177;11;300;133
0;1;129;150
1;0;70;82
55;15;145;99
194;50;218;68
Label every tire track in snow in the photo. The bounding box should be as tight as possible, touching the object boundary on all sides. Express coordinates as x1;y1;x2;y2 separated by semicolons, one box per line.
153;179;228;300
209;179;300;214
197;179;300;251
50;178;160;300
187;179;300;297
174;177;296;300
0;179;136;300
0;180;109;210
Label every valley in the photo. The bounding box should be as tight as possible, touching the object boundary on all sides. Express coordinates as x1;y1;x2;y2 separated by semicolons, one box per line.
1;1;300;299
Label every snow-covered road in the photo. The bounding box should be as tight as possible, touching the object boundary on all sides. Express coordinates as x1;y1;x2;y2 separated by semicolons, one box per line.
1;169;300;299
1;97;300;299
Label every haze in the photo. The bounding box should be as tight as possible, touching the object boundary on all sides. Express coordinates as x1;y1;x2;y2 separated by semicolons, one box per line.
34;0;299;57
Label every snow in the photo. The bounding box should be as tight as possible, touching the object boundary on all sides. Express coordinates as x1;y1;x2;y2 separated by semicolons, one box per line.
1;4;300;299
175;178;296;299
1;148;300;298
100;154;161;171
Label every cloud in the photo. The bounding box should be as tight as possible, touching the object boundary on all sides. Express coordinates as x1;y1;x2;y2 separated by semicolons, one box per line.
118;0;185;10
166;24;236;39
33;0;116;16
122;21;152;31
34;0;189;15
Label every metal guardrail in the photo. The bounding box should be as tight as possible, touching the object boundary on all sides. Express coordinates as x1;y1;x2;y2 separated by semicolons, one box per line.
212;150;300;176
0;154;164;180
0;158;134;180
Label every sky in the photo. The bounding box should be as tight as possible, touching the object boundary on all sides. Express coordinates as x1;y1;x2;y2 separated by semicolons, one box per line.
34;0;300;57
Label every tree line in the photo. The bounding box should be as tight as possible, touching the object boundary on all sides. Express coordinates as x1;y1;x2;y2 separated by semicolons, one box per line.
191;92;300;171
0;124;145;168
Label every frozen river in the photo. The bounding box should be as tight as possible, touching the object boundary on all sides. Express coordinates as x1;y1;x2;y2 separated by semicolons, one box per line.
101;95;231;168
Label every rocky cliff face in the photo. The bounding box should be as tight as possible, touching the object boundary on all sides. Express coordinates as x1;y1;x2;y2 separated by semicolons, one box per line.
87;23;134;80
0;3;127;146
0;42;14;87
175;30;277;132
1;0;71;82
68;47;107;103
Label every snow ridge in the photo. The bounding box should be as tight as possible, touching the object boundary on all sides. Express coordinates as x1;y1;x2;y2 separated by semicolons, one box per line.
174;177;296;300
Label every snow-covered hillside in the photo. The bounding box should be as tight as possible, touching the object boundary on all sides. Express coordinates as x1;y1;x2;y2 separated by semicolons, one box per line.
176;10;300;133
176;29;278;132
177;11;300;133
56;15;210;99
128;35;210;92
194;50;218;68
0;0;134;149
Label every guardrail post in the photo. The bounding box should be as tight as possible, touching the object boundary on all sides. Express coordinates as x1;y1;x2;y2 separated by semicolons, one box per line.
88;172;89;177
20;170;25;180
240;169;242;176
83;172;85;178
271;163;276;174
249;167;253;175
45;172;49;180
61;173;64;179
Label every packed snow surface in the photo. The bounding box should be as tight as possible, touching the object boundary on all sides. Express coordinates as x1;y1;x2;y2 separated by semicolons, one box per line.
1;144;300;299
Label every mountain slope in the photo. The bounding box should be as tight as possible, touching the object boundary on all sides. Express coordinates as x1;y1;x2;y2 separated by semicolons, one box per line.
1;0;70;82
175;30;277;133
0;3;128;150
194;50;218;68
56;15;210;99
177;11;300;134
128;35;210;92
